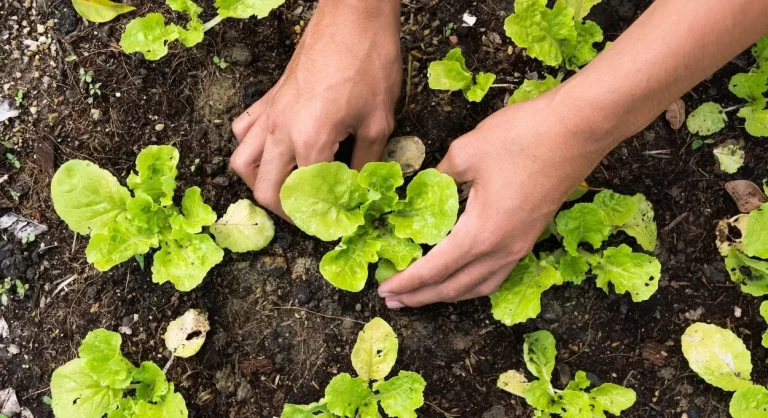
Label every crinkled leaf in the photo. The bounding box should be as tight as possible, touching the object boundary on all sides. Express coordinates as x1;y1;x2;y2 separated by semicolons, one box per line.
51;160;130;235
463;72;497;102
169;187;217;235
591;244;661;302
389;169;459;245
319;227;381;292
324;374;374;418
281;401;332;418
72;0;136;23
359;162;403;219
373;371;426;418
556;203;611;255
210;199;274;252
589;384;636;415
593;190;637;226
167;0;202;19
133;362;169;402
428;48;473;91
508;75;561;105
730;385;768;418
51;358;123;418
713;142;745;174
557;253;590;284
723;249;768;296
490;254;563;326
729;72;768;108
375;259;400;284
152;234;224;291
107;398;138;418
565;371;591;391
125;192;171;234
371;227;422;271
523;379;554;411
126;145;179;206
176;20;204;47
523;330;557;381
552;390;591;416
616;194;657;252
738;105;768;137
120;14;180;61
164;309;210;358
498;370;530;397
563;0;601;19
504;0;577;67
280;162;368;241
686;102;727;136
562;18;603;70
86;213;158;271
681;323;753;391
128;390;187;418
79;329;136;389
214;0;285;19
352;317;399;381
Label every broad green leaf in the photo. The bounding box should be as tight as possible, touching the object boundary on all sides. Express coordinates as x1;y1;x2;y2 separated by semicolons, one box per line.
319;227;381;292
373;371;426;418
730;385;768;418
686;102;727;136
167;0;202;19
738;106;768;137
169;187;217;235
593;190;637;226
552;390;591;417
504;0;577;67
214;0;285;19
564;371;591;391
210;199;274;252
152;234;224;291
375;259;400;284
490;254;563;326
371;227;422;271
497;370;530;397
589;384;636;415
555;203;611;255
51;358;123;418
729;72;768;108
523;330;557;381
86;213;158;271
463;72;497;102
127;145;179;206
428;48;473;91
389;169;459;245
78;329;136;389
107;398;138;418
120;14;180;61
125;192;171;234
176;21;204;47
444;47;470;72
324;374;374;418
130;390;187;418
523;379;554;411
557;253;590;284
713;142;745;174
744;204;768;259
72;0;135;23
508;75;561;105
753;36;768;68
563;0;601;19
723;249;768;297
681;323;753;391
352;317;398;381
164;309;209;358
562;18;603;70
761;301;768;348
133;362;169;402
616;194;657;252
281;401;332;418
280;162;368;241
359;162;404;195
591;244;661;302
51;160;130;235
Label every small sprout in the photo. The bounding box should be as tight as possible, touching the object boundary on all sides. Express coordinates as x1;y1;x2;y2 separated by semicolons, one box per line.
212;56;228;70
14;90;23;106
190;158;200;173
21;234;35;244
42;395;52;406
6;153;20;169
9;191;19;202
164;309;210;358
691;138;715;150
134;253;145;270
15;280;28;299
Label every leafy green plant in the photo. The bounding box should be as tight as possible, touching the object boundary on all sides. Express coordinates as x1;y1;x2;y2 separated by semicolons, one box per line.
490;190;661;326
50;328;188;418
80;68;102;96
691;137;715;150
50;145;274;291
427;48;497;102
0;278;27;306
119;0;284;61
498;330;636;417
5;152;20;169
687;36;768;137
212;56;228;69
681;323;768;417
279;161;458;292
281;317;426;418
14;90;23;107
716;195;768;297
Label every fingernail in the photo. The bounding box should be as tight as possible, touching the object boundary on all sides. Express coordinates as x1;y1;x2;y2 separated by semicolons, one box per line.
386;300;404;309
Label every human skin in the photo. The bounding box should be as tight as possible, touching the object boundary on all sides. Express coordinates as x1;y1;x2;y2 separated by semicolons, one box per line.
231;0;768;308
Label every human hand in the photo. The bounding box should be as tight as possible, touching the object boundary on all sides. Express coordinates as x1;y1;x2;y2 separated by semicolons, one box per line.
378;91;616;308
230;0;402;218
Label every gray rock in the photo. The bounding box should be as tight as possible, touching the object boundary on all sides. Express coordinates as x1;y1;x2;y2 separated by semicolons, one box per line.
223;43;253;66
482;406;508;418
206;156;226;176
236;381;253;402
212;175;230;187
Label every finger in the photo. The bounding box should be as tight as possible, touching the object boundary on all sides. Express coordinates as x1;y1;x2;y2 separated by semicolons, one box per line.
454;265;514;301
232;91;272;141
350;124;390;170
436;140;474;184
253;137;296;219
229;117;268;189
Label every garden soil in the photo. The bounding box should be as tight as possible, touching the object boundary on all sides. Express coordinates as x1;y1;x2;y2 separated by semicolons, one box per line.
1;0;767;417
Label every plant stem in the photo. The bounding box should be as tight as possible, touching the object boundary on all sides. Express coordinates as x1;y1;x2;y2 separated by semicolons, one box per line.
723;104;745;113
202;15;225;32
162;355;175;373
490;84;516;88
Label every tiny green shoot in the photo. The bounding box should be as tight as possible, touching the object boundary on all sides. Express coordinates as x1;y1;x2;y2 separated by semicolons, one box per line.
212;56;228;70
14;90;23;106
6;152;20;169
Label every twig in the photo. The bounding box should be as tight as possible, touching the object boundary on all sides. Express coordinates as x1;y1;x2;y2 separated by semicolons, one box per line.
51;274;78;299
425;401;459;418
270;306;364;324
662;212;688;233
163;355;175;373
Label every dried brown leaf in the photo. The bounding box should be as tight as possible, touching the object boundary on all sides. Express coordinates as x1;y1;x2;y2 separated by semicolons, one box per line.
725;180;767;213
665;99;685;130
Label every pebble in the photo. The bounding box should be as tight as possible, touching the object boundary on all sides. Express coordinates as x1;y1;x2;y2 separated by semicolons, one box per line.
223;43;253;66
154;123;164;131
734;306;742;318
212;175;230;187
205;156;225;176
90;108;102;121
355;303;362;312
7;344;19;355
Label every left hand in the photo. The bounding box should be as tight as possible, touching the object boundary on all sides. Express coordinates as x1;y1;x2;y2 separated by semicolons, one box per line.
377;90;613;308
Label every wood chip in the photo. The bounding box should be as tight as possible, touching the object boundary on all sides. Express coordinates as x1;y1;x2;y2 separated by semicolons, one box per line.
665;99;685;130
641;342;668;366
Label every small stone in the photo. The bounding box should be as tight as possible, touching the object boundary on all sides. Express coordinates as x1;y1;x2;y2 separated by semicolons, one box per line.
65;89;78;102
90;108;102;121
223;43;253;66
48;112;58;125
7;344;20;355
205;156;225;176
154;123;165;131
734;306;742;318
355;303;362;312
28;106;37;115
212;175;230;187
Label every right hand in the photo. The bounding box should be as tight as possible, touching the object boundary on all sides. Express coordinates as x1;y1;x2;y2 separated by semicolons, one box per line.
230;0;403;218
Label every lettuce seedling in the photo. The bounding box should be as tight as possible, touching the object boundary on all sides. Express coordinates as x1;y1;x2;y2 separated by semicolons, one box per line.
504;0;605;70
491;190;661;326
120;0;283;60
498;330;636;417
508;74;562;105
715;195;768;297
681;323;768;417
279;161;458;292
281;317;426;418
428;48;497;102
50;329;188;418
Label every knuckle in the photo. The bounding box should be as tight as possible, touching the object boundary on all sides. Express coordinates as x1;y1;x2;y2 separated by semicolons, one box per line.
439;284;463;301
231;117;249;140
478;280;503;297
228;149;249;173
253;187;278;209
266;111;284;136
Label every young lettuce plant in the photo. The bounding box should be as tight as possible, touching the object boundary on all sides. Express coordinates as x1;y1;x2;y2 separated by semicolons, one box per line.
498;330;636;417
279;161;459;292
427;48;497;102
681;323;768;417
50;329;188;418
491;190;661;326
716;195;768;297
282;317;426;418
120;0;284;60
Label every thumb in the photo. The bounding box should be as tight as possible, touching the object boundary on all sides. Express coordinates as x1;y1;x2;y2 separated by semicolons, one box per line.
436;139;474;184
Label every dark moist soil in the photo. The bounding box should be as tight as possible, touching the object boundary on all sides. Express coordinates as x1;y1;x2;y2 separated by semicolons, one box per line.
1;0;767;417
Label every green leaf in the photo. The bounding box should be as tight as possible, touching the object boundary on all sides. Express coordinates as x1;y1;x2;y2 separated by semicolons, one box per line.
490;254;563;326
497;370;530;397
176;20;204;47
51;358;123;418
761;301;768;348
210;199;274;252
125;192;171;234
552;390;591;417
214;0;285;19
463;72;497;102
85;213;158;271
351;317;399;381
133;362;169;402
504;0;577;67
562;18;603;70
373;371;426;418
730;385;768;418
152;234;224;291
743;204;768;259
72;0;136;23
713;142;745;174
686;102;727;136
78;329;136;389
167;0;202;19
681;323;753;391
319;227;381;292
729;72;768;107
555;203;611;255
128;390;188;418
169;187;217;234
127;145;179;206
324;374;374;418
51;160;131;235
375;259;400;284
280;162;368;241
557;253;590;284
508;75;561;105
389;169;459;245
738;106;768;137
523;330;557;382
371;226;422;271
589;384;636;415
593;190;637;226
107;398;137;418
723;249;768;297
359;162;403;219
616;194;657;252
428;48;473;91
563;0;601;19
523;379;554;411
753;35;768;68
565;371;591;391
281;401;332;418
120;14;180;61
591;244;661;302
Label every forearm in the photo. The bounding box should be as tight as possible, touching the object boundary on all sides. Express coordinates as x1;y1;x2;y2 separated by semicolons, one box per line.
556;0;768;153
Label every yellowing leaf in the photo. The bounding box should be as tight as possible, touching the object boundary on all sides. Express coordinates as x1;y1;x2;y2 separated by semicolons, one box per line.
210;199;274;252
351;317;398;381
498;370;530;397
713;141;745;174
72;0;136;23
681;323;753;391
164;309;210;358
